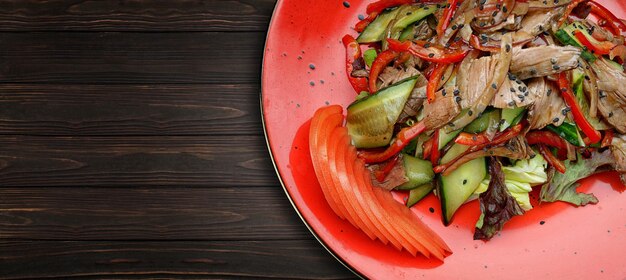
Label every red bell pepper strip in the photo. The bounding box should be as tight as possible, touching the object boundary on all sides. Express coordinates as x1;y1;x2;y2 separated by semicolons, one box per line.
436;0;459;39
573;30;615;55
369;49;399;92
359;121;427;163
526;130;568;150
422;136;434;160
601;130;614;148
538;144;566;174
342;35;370;93
426;63;447;103
557;0;586;28
366;0;413;15
597;19;621;36
454;132;490;146
557;72;602;144
430;130;440;165
374;154;401;182
387;39;469;63
355;12;378;32
469;35;501;52
433;123;523;173
589;1;626;33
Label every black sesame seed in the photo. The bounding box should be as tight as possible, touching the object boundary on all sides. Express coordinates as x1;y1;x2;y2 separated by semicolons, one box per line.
463;179;468;185
505;44;511;52
554;0;559;4
531;69;537;75
547;89;552;96
455;96;462;103
343;1;350;8
553;117;560;123
518;94;524;99
428;53;435;58
468;110;473;116
423;6;430;10
491;83;497;89
524;91;529;96
358;14;365;20
584;75;590;81
518;86;524;91
309;63;316;70
442;89;447;96
510;88;516;93
502;6;508;12
561;87;568;92
552;65;560;70
424;43;431;48
453;89;460;96
480;21;486;27
429;207;435;213
540;221;545;225
492;11;498;17
508;101;516;106
451;25;458;30
609;112;614;117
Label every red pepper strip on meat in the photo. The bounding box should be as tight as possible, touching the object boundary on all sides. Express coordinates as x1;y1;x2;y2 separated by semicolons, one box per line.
433;123;524;174
387;39;469;63
557;0;586;28
589;0;626;33
573;30;615;55
469;35;501;52
557;72;602;144
422;136;434;160
427;63;447;103
342;35;370;93
374;154;401;182
366;0;413;15
526;130;568;150
359;121;428;163
601;130;614;148
436;0;459;39
355;12;378;33
369;50;400;92
454;132;490;146
538;144;566;174
430;130;440;165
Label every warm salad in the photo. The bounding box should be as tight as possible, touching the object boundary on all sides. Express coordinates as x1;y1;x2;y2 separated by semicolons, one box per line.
308;0;626;259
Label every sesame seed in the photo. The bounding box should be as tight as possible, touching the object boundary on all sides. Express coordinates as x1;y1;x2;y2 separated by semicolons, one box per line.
609;112;614;117
552;65;560;70
428;53;435;58
502;6;508;12
453;89;460;96
505;44;511;52
491;83;497;89
553;117;560;123
343;1;350;8
468;110;473;116
424;43;431;48
547;89;552;96
510;88;516;92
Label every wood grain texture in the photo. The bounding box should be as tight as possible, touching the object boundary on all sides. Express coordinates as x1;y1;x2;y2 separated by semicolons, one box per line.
0;240;356;279
0;136;278;187
0;32;264;84
0;83;261;136
0;186;312;241
0;0;276;32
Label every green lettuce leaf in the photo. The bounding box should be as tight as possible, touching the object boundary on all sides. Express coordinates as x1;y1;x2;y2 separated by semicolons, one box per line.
540;150;614;206
474;153;548;210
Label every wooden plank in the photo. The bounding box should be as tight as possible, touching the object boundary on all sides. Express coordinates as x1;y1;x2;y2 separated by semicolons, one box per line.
0;240;356;279
0;32;264;84
0;0;276;32
0;136;278;187
0;83;261;136
0;186;311;241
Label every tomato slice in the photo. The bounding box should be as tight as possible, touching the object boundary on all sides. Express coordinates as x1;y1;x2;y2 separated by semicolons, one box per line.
309;105;347;219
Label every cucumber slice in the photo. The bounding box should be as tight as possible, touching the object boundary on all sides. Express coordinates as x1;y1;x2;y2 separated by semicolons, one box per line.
396;155;434;190
440;143;470;165
393;5;436;30
463;108;500;133
438;129;461;149
500;107;525;131
572;73;611;130
406;183;434;208
363;49;378;68
555;25;596;62
546;122;585;146
347;77;418;148
357;9;400;43
438;157;487;225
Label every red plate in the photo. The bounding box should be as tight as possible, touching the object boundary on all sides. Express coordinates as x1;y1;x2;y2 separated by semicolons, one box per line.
262;1;626;279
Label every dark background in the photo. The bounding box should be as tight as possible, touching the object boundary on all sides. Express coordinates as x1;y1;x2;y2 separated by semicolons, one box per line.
0;1;357;278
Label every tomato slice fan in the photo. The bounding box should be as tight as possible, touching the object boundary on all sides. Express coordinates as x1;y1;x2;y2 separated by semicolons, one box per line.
309;105;452;259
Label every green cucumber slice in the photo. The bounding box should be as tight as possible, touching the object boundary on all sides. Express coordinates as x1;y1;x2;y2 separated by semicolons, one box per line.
347;77;418;148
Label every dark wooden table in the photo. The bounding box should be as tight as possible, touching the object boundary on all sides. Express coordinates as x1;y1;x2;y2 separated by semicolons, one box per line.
0;1;357;278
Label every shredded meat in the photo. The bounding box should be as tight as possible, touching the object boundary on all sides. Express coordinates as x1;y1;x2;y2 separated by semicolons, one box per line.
527;78;567;130
591;59;626;133
491;74;536;108
610;134;626;185
368;155;409;190
510;45;581;80
378;66;420;90
421;86;461;130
